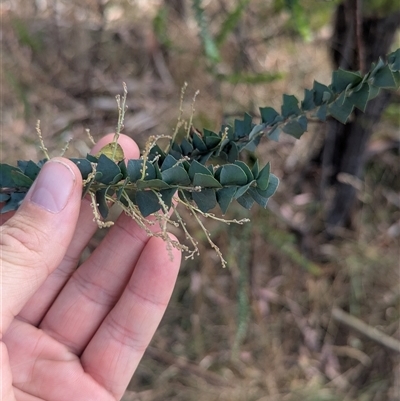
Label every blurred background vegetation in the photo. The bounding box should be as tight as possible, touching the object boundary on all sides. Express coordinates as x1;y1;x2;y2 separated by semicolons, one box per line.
1;0;400;400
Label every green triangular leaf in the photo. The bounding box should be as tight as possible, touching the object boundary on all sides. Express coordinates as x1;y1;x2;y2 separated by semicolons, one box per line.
71;158;93;179
136;190;161;217
372;64;397;88
193;173;222;188
127;160;156;182
161;165;191;185
348;83;370;112
234;160;253;182
268;126;281;142
95;154;122;185
281;94;301;118
159;188;177;209
236;192;255;210
192;189;217;213
161;154;179;171
95;188;109;219
0;192;25;213
0;164;22;187
248;187;269;207
136;179;171;190
282;115;308;139
234;181;254;199
328;93;354;124
256;162;270;191
301;89;315;111
11;171;34;187
259;107;280;125
188;159;212;180
220;164;248;186
217;186;237;214
331;69;362;93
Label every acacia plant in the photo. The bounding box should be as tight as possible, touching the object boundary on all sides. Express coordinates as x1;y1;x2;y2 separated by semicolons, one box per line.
1;49;399;266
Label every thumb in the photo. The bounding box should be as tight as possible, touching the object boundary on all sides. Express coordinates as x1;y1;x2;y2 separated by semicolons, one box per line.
0;158;83;335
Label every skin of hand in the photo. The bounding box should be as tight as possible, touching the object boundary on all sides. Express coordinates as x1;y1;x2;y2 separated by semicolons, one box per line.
0;134;181;401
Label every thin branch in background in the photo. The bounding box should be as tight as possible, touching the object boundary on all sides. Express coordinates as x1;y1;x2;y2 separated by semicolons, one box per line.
332;307;400;354
355;0;365;73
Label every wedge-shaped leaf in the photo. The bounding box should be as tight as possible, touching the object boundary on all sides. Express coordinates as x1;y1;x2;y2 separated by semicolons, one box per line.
227;142;239;163
71;158;93;179
281;94;301;118
11;171;33;187
86;153;98;163
161;154;179;171
136;190;161;217
388;48;400;71
136;179;171;190
217;186;237;214
193;173;222;188
248;123;266;140
282;115;308;139
118;160;128;179
234;161;253;182
372;64;397;88
204;135;221;149
171;142;182;155
236;192;254;210
331;69;362;93
234;181;254;199
18;160;41;180
256;162;270;191
127;160;156;182
193;189;217;213
328;93;354;124
313;81;332;105
95;154;122;184
220;164;248;186
149;144;166;163
251;159;259;178
159;188;177;209
0;164;22;187
301;89;315;111
256;173;279;198
192;132;208;152
0;192;25;213
180;138;194;155
188;159;212;180
96;188;109;219
260;107;280;125
268;126;281;142
315;104;327;121
248;187;269;208
244;135;261;153
161;166;191;185
178;189;193;202
234;113;253;138
348;83;370;112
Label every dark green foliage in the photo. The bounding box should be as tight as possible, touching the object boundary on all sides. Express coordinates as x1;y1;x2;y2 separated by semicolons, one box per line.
1;49;399;218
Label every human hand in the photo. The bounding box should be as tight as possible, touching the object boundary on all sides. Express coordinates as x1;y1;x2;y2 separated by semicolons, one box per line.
1;134;181;401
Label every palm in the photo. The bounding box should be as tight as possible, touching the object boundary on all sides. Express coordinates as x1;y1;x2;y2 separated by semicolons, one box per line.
3;187;180;401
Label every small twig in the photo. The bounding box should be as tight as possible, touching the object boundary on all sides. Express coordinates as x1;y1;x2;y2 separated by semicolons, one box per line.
332;307;400;354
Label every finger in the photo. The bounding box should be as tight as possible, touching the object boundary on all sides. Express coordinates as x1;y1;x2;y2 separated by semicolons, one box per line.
17;134;140;326
0;158;82;335
81;235;181;399
39;208;173;354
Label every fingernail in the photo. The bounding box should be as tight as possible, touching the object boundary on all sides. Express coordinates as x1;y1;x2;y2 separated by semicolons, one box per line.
29;160;76;213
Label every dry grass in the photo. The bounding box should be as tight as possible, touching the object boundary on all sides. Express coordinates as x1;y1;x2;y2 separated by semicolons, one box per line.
1;1;399;400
